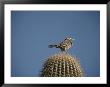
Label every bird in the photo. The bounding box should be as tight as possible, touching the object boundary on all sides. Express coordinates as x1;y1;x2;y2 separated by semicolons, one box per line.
48;37;75;52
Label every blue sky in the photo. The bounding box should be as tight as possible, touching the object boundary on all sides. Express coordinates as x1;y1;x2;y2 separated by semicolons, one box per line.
11;11;100;77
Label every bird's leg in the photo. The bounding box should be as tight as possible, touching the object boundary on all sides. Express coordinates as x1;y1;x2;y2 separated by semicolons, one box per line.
62;51;65;54
65;50;68;54
61;50;67;55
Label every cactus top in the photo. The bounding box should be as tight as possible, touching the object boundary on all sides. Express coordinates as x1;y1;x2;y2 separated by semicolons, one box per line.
41;53;83;77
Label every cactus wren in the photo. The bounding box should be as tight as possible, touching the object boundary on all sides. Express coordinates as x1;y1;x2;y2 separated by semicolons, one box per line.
48;37;74;52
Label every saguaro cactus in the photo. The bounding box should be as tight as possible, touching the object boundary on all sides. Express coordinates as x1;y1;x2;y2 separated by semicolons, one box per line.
41;53;83;77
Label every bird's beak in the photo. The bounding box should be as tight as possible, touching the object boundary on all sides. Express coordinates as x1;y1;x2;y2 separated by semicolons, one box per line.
72;38;75;40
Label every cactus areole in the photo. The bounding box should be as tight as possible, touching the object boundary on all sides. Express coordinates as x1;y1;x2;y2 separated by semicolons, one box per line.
41;53;83;77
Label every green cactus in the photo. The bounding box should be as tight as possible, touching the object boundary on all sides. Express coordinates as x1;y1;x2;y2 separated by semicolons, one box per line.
41;53;83;77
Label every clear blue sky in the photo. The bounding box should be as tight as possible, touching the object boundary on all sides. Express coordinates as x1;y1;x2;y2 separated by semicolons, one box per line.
11;11;100;77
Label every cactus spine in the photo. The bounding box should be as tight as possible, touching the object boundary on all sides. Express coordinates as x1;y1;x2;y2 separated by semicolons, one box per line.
41;53;83;77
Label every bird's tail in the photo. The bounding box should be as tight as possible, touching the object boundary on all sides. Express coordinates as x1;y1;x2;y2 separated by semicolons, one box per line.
48;45;57;48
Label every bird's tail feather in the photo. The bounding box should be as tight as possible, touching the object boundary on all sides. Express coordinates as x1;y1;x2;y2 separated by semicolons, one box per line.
48;45;57;48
